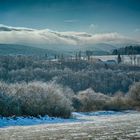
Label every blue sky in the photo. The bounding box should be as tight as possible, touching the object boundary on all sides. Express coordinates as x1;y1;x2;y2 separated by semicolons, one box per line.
0;0;140;40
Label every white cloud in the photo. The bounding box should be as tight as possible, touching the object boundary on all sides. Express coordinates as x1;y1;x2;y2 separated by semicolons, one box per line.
89;24;98;30
64;19;78;23
0;24;34;31
134;28;140;32
0;24;139;49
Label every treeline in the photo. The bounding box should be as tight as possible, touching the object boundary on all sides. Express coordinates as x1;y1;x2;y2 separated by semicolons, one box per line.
112;45;140;55
0;55;140;117
0;81;140;118
0;55;140;94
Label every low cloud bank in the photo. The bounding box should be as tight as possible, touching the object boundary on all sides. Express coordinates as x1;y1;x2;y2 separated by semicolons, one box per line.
0;24;139;48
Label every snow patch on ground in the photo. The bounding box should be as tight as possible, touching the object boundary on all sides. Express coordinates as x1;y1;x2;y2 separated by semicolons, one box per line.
0;115;78;128
0;111;136;128
72;110;134;118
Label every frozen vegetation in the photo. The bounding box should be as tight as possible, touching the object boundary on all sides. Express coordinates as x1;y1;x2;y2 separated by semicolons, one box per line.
0;55;140;139
0;55;140;118
0;81;140;118
0;55;140;94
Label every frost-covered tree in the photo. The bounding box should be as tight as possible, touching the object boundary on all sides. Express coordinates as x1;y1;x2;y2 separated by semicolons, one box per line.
128;82;140;102
75;88;110;111
0;81;73;118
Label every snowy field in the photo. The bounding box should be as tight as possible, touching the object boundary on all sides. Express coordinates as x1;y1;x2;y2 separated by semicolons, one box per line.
93;55;140;65
0;111;140;140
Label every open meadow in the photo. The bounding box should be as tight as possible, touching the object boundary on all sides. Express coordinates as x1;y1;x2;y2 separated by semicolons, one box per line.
0;111;140;140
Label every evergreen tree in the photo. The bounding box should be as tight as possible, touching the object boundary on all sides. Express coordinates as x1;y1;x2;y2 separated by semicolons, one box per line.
117;54;122;64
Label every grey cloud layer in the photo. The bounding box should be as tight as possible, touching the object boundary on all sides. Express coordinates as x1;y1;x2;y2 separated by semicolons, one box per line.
0;25;139;47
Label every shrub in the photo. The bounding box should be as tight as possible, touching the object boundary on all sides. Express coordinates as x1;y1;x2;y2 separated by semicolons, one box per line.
0;91;20;116
128;82;140;108
128;82;140;101
0;81;73;118
104;92;130;111
73;89;132;112
74;88;110;112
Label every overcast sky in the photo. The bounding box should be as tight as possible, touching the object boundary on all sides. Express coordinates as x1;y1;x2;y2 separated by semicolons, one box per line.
0;0;140;42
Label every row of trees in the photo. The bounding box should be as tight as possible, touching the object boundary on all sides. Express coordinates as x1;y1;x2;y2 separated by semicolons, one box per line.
0;56;140;94
112;46;140;55
0;81;140;117
46;50;108;62
113;46;140;65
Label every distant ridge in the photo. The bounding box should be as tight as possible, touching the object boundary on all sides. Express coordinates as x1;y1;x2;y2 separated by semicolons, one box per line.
0;44;55;56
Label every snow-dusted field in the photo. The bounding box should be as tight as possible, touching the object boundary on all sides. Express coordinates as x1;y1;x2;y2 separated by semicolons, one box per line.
0;111;140;140
93;55;140;65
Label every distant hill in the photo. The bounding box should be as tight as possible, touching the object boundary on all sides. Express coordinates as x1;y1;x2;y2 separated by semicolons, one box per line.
0;43;116;56
0;25;139;56
0;44;56;56
86;43;117;52
82;43;117;55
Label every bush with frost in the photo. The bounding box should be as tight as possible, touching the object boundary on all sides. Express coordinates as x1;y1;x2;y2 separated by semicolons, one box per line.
0;81;73;118
104;91;130;111
128;82;140;108
74;88;110;112
128;82;140;102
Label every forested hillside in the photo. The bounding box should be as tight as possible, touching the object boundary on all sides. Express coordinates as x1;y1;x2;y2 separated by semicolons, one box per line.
0;44;55;56
0;55;140;117
112;46;140;55
0;55;140;94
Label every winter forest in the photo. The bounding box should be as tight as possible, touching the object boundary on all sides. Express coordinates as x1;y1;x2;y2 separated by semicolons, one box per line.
0;0;140;139
0;54;140;118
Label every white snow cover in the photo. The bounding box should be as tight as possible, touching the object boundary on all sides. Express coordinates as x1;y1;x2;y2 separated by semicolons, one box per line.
0;111;135;128
0;115;78;128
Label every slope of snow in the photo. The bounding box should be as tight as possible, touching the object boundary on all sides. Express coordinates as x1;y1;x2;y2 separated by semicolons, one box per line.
0;115;78;128
72;111;123;117
93;55;140;65
0;111;137;128
0;111;140;140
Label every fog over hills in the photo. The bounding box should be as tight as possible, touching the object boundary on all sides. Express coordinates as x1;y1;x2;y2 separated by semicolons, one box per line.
0;24;139;54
